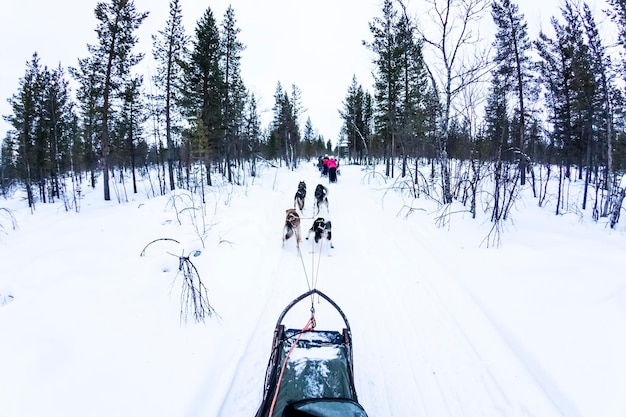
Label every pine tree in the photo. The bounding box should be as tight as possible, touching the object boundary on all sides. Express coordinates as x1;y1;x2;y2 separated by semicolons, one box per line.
6;54;41;207
483;75;510;160
395;0;433;172
152;0;188;191
491;0;535;185
118;76;146;194
340;75;373;164
579;2;619;217
5;54;77;205
40;64;77;201
483;73;519;225
603;0;626;226
81;0;148;200
221;5;246;181
183;7;224;186
70;55;103;187
536;18;575;183
535;1;602;214
242;93;262;176
270;82;302;169
364;0;402;176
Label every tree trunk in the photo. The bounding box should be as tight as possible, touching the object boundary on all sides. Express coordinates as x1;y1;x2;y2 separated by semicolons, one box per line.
609;187;625;228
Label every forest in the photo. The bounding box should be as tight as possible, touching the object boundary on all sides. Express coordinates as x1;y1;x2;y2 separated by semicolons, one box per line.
2;0;626;230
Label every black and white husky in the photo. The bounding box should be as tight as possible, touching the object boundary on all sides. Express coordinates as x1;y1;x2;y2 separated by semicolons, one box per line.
313;184;329;215
306;217;334;252
294;181;306;212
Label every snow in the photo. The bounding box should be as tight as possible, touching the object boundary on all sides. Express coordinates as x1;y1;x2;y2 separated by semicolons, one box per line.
1;162;625;417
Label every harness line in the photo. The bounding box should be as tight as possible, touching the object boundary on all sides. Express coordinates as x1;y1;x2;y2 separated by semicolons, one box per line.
296;246;311;292
267;315;316;417
311;237;324;303
270;209;329;415
296;228;325;292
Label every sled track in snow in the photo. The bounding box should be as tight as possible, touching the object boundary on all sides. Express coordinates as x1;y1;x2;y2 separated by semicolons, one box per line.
212;249;306;416
200;177;319;416
197;166;565;417
311;166;565;417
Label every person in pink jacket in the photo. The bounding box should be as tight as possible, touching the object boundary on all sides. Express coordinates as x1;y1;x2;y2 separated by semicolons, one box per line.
322;155;330;176
327;157;338;183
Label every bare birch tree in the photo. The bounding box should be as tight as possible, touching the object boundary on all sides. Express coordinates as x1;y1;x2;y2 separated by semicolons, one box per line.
418;0;491;204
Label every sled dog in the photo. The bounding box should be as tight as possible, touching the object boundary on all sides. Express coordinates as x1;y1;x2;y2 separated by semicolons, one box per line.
282;208;302;248
306;217;334;249
313;184;329;215
294;181;307;211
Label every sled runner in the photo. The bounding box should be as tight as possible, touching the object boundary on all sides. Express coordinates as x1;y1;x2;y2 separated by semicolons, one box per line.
255;289;369;417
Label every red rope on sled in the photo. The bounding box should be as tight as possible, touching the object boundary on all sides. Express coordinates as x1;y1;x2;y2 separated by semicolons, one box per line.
267;316;316;417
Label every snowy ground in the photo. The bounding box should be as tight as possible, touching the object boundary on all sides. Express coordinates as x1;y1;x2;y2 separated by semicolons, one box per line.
1;162;625;417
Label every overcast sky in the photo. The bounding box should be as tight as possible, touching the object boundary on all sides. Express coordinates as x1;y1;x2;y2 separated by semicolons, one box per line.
0;0;609;145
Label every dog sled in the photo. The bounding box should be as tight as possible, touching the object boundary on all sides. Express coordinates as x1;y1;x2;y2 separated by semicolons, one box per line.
254;289;369;417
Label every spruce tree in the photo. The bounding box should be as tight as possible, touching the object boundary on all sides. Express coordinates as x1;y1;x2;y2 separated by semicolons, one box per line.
340;75;373;164
40;64;77;201
270;82;302;169
152;0;188;191
70;55;103;187
81;0;148;200
183;6;224;186
395;0;433;170
242;93;262;174
491;0;534;185
118;76;146;195
580;2;618;217
5;54;77;205
302;117;316;160
535;1;601;213
6;54;42;207
220;5;246;181
364;0;402;175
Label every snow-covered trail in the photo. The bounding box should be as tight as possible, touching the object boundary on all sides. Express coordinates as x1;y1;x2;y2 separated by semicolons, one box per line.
211;163;565;416
309;165;565;417
4;161;620;417
193;166;349;416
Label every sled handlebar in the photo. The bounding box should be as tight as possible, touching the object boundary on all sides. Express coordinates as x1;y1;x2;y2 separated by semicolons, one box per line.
274;289;352;333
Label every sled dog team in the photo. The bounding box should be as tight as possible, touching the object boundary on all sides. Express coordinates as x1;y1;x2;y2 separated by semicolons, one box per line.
282;181;333;251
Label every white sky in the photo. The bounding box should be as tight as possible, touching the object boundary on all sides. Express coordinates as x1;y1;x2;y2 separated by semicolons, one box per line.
0;0;609;144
